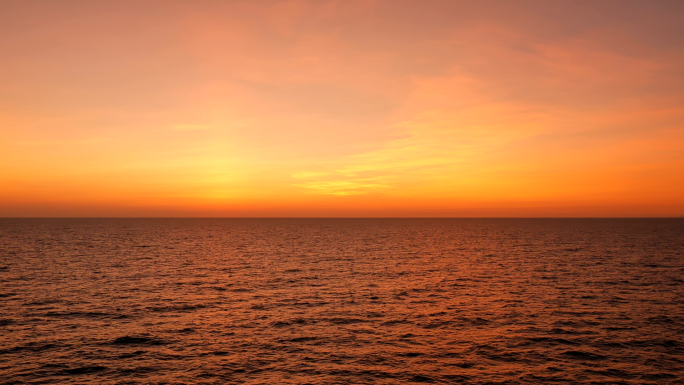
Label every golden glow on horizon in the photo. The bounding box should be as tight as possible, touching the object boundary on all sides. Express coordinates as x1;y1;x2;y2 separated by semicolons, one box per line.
1;1;683;217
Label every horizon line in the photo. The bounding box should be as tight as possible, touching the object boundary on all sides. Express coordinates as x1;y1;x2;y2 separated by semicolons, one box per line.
1;217;682;220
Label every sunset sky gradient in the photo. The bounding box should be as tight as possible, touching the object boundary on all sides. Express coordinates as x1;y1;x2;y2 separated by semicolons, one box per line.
1;0;683;217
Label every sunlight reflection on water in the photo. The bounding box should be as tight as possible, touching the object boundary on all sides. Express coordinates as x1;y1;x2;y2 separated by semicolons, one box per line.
1;219;682;384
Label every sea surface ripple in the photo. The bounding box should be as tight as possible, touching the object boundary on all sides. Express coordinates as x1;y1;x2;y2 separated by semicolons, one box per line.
0;218;683;384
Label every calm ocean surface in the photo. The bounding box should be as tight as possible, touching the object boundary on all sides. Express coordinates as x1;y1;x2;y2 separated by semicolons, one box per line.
0;219;682;384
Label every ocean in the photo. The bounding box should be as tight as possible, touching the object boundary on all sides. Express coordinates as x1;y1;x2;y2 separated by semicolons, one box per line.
1;218;682;384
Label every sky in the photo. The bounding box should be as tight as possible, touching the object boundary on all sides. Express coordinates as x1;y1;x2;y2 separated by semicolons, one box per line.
1;0;683;217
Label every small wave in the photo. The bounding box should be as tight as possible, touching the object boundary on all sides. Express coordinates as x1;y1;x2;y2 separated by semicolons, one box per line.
208;285;227;291
284;336;319;343
43;311;114;319
25;298;63;305
458;316;490;326
112;335;166;346
119;366;158;374
271;318;308;328
585;368;633;379
62;366;107;375
1;343;59;355
118;350;146;359
455;362;473;368
383;319;410;326
624;339;681;349
647;315;674;324
325;317;367;325
523;337;579;346
272;321;292;327
641;372;678;380
560;350;607;361
147;304;207;312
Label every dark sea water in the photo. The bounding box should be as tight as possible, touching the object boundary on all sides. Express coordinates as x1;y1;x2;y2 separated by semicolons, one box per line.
0;219;683;384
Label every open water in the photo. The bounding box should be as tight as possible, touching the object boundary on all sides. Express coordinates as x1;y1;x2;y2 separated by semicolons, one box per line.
0;218;683;384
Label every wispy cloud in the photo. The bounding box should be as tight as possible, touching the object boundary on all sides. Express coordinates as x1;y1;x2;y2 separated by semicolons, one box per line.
293;171;392;195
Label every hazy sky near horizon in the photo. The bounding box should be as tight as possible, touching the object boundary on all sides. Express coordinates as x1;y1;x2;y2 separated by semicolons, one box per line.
1;0;683;217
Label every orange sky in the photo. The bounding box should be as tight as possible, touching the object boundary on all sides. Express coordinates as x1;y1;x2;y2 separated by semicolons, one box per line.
1;0;683;217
